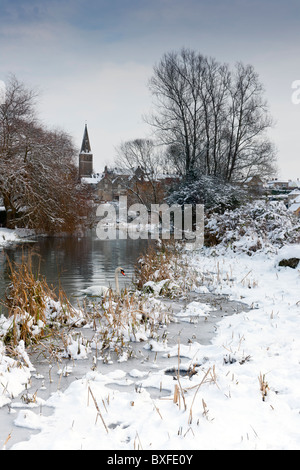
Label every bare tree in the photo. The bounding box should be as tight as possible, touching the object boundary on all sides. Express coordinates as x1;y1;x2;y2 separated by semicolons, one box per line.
0;75;89;233
223;62;277;181
147;49;207;177
146;48;276;182
115;138;165;208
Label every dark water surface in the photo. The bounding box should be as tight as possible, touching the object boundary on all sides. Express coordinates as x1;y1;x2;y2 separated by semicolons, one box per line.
0;231;152;308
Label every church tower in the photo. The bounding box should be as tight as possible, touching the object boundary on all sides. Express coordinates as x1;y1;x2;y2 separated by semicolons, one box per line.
79;124;93;178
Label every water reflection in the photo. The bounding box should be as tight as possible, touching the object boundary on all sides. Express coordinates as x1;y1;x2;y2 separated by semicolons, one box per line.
0;231;152;305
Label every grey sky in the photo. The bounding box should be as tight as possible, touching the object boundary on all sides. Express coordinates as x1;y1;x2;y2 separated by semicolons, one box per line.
0;0;299;179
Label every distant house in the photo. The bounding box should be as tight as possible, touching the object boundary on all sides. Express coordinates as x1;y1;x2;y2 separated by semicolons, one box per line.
288;195;300;217
288;189;300;204
267;179;290;190
266;179;300;209
289;202;300;217
289;180;300;189
242;175;266;192
93;166;145;202
244;175;265;187
267;178;300;191
81;164;179;205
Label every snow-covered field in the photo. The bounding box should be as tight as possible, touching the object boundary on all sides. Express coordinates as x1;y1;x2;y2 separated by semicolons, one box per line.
1;240;299;450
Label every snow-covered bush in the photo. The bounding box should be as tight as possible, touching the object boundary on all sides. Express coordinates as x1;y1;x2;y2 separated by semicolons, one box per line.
204;200;300;254
167;174;248;213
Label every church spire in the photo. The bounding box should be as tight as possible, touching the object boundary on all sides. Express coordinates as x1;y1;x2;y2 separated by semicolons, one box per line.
80;123;92;154
79;123;93;178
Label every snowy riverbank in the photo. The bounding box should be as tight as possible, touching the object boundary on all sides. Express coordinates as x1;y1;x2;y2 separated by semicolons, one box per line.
1;241;299;450
0;228;36;247
0;228;20;246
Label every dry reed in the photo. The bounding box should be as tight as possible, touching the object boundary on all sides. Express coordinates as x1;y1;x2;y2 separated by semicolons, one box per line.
88;287;170;362
258;372;270;401
3;251;78;347
87;385;109;433
134;240;191;297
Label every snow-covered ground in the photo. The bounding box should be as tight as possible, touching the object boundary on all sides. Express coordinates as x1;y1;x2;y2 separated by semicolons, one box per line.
0;228;19;246
1;242;299;450
0;228;35;247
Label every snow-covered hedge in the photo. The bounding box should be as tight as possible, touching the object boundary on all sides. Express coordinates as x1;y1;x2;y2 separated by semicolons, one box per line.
204;200;300;254
167;174;248;213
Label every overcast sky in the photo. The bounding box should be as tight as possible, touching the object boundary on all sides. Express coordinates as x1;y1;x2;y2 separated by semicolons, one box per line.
1;0;300;179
